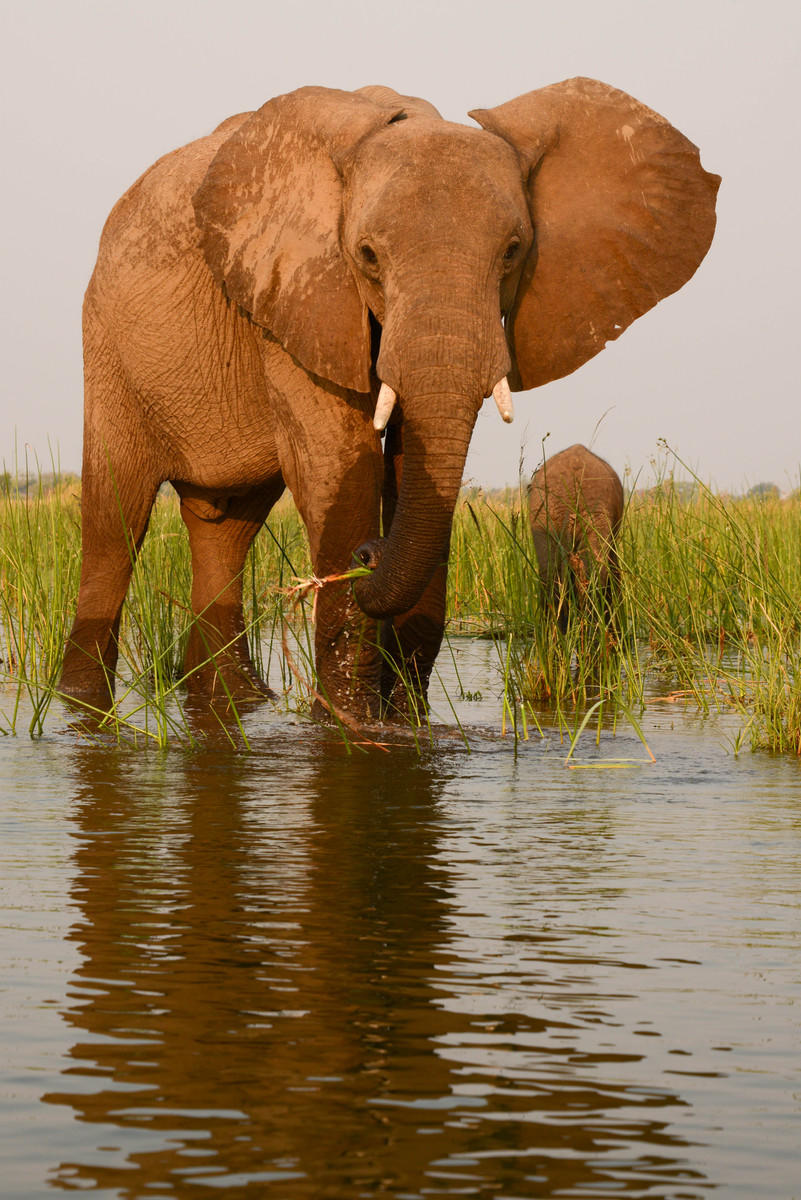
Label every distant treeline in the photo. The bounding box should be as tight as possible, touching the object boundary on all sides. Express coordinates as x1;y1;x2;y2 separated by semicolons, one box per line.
1;471;80;497
3;472;796;503
463;479;796;503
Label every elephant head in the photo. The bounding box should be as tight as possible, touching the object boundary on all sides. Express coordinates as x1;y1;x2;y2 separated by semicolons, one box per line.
193;80;718;619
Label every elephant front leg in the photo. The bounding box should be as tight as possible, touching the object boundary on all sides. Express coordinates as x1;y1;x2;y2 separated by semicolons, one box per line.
262;348;385;723
380;562;448;723
302;449;385;721
310;576;383;723
60;341;161;709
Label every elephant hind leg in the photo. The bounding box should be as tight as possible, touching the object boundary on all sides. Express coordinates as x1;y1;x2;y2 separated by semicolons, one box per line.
60;328;160;706
61;473;158;704
176;480;284;701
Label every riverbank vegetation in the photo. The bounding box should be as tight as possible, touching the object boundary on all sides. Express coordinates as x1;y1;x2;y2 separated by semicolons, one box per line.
1;457;799;753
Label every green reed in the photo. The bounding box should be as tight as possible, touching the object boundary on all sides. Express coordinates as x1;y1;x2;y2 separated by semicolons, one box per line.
448;483;641;747
448;463;801;756
0;469;315;744
0;454;81;733
621;466;801;754
2;456;799;754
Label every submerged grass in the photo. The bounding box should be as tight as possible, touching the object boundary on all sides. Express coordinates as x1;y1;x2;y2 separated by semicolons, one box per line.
1;452;799;754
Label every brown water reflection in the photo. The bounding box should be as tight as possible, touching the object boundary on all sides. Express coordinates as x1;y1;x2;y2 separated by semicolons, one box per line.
42;737;717;1198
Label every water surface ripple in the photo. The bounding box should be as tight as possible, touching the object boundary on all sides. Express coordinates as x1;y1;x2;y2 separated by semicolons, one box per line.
1;652;800;1198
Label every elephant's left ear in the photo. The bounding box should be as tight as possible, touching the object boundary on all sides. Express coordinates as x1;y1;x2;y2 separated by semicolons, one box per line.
193;86;404;392
470;78;720;389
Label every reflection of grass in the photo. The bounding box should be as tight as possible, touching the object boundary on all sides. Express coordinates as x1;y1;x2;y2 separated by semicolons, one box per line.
1;454;800;754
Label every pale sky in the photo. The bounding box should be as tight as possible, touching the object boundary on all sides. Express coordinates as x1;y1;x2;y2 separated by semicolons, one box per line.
2;0;799;493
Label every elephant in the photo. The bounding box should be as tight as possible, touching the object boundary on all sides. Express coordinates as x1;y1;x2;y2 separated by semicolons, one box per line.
59;78;719;721
528;444;624;628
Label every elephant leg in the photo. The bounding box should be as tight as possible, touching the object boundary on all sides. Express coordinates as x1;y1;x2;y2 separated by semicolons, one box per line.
532;528;570;632
298;461;384;722
308;569;384;723
379;420;447;721
61;469;157;704
381;567;448;721
262;354;384;721
60;319;160;706
176;480;284;700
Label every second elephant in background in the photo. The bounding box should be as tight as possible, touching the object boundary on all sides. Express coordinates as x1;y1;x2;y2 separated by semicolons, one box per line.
528;445;624;628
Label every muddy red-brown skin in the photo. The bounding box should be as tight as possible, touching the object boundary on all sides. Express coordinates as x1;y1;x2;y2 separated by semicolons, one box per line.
529;444;625;626
60;80;719;720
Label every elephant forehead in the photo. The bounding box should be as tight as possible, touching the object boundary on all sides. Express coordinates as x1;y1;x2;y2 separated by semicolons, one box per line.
348;121;525;205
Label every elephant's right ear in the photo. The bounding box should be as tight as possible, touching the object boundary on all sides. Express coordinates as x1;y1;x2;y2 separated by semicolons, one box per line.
193;87;404;392
470;78;720;390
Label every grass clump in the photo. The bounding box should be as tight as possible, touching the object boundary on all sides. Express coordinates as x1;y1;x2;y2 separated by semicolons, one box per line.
0;458;81;732
0;468;314;744
448;482;641;746
447;457;801;756
623;466;801;754
1;450;799;755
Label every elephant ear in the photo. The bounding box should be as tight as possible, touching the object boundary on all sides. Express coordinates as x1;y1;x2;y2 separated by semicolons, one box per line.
193;86;406;392
470;77;720;389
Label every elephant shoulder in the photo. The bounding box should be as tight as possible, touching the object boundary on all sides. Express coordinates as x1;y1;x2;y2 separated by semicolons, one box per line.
96;115;254;278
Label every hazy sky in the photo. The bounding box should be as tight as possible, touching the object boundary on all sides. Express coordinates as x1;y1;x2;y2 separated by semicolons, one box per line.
2;0;799;492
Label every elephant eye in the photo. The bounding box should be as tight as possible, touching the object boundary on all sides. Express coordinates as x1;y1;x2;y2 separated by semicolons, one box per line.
503;239;521;265
360;242;378;267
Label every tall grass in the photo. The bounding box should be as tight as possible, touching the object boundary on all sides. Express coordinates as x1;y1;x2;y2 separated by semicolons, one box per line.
0;454;80;733
0;468;314;744
448;483;644;744
1;456;799;753
622;469;801;754
448;467;801;755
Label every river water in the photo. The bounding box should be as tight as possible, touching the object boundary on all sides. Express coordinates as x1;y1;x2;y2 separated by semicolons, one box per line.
1;641;799;1198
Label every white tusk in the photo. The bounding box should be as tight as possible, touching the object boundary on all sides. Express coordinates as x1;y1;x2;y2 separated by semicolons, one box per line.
492;376;514;423
373;382;397;431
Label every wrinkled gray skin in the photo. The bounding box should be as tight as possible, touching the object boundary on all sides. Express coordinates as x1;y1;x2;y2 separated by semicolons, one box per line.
59;79;718;722
529;444;624;628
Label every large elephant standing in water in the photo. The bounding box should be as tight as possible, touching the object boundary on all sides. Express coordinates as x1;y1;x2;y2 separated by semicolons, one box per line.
60;78;719;720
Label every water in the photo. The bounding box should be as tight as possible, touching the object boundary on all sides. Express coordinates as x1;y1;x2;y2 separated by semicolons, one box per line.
1;641;800;1198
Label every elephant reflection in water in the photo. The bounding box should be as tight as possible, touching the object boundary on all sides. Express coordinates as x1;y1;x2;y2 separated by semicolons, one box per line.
44;743;462;1192
44;735;705;1196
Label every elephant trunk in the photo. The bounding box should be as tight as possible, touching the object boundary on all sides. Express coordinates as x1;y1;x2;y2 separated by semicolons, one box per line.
353;403;478;618
352;286;510;619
